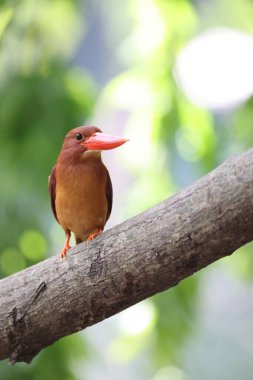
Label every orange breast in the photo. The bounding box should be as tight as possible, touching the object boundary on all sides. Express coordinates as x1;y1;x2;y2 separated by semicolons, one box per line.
55;160;108;241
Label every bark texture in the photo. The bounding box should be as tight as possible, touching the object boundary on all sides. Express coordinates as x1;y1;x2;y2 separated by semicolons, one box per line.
1;149;253;364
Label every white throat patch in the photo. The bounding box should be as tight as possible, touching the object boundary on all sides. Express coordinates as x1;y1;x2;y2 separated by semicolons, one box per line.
82;150;101;159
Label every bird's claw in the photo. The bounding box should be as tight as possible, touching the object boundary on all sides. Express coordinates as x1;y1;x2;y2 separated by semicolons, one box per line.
60;232;71;259
87;228;103;241
60;245;71;259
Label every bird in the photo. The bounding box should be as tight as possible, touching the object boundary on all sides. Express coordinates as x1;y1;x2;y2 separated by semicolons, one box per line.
49;125;128;258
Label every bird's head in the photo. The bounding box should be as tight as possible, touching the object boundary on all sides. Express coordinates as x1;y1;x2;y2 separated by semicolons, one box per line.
59;126;128;162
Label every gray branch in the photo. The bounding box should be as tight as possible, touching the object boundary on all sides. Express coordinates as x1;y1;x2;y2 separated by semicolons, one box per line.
1;149;253;364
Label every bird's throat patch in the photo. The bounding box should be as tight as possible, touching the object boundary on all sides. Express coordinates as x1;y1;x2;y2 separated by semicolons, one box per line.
82;150;101;160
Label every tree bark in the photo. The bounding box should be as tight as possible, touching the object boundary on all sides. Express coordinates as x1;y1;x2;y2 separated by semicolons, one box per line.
1;149;253;364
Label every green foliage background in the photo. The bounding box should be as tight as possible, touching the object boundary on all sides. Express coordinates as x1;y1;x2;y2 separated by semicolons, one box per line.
1;0;253;379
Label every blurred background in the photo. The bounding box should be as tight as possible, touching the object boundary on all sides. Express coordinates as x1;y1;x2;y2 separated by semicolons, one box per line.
1;0;253;379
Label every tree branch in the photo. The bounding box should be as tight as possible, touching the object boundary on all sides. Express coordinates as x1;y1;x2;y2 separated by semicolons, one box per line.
1;149;253;364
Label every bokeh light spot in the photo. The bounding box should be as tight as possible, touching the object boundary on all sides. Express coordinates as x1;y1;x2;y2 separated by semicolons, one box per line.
117;300;157;336
19;230;47;261
152;366;186;380
0;247;26;276
175;28;253;109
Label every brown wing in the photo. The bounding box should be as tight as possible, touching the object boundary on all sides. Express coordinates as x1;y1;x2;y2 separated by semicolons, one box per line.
48;165;58;222
105;169;113;222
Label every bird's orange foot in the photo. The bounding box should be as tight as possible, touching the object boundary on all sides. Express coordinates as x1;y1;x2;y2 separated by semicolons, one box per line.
60;244;71;259
60;232;71;259
87;227;103;241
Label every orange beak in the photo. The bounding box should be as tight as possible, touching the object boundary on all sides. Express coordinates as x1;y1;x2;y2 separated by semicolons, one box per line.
81;132;129;151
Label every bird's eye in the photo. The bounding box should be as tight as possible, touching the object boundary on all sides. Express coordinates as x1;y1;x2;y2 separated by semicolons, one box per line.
76;133;83;141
